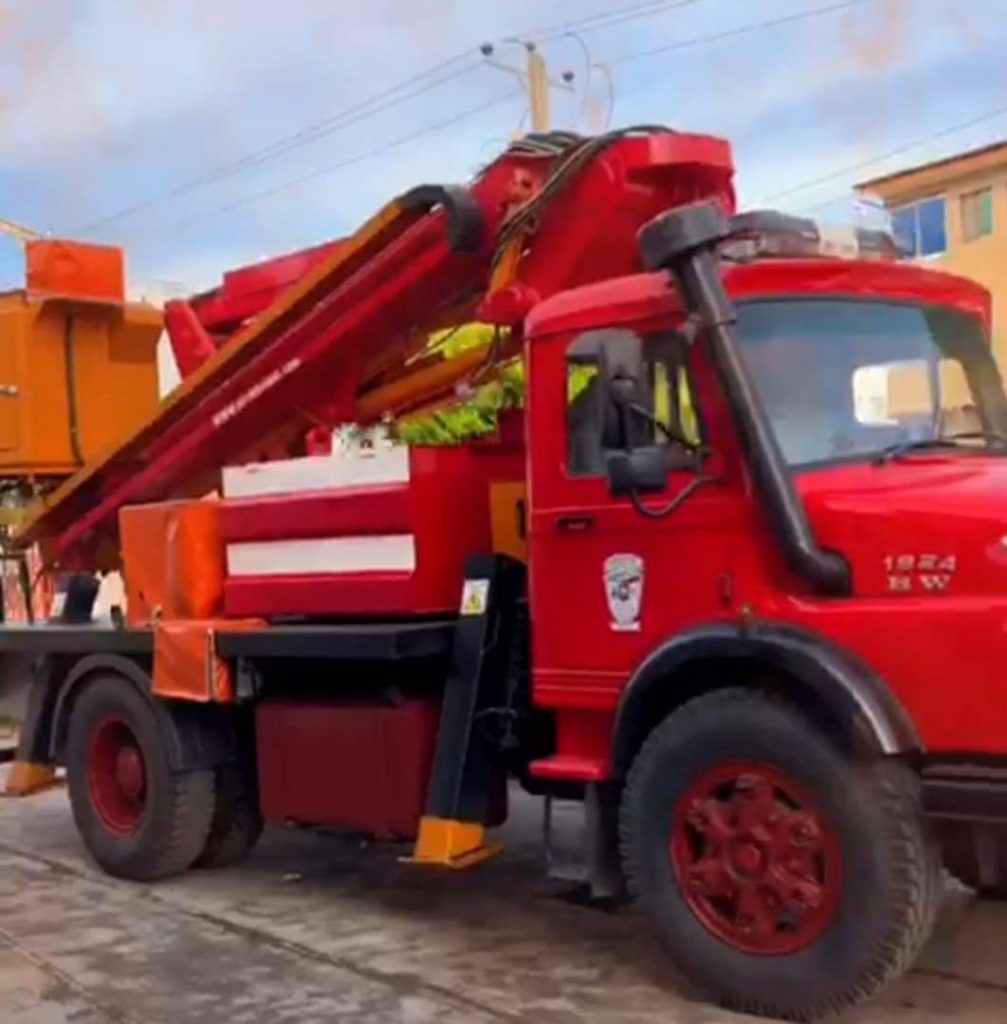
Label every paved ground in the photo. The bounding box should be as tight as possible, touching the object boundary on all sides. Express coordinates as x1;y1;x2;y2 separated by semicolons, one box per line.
0;775;1005;1023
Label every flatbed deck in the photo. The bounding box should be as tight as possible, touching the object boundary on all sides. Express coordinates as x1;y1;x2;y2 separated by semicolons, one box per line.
0;624;153;655
215;620;455;661
0;620;456;661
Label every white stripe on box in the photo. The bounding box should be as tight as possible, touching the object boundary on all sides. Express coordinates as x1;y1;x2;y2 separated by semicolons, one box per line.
223;446;410;499
226;534;416;577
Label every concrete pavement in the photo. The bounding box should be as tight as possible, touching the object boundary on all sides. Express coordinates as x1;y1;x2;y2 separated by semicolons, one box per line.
0;775;1004;1023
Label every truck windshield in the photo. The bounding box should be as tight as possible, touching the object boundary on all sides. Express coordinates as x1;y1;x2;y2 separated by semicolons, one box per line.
735;299;1007;469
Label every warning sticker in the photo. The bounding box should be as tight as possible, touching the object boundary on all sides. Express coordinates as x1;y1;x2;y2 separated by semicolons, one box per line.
460;579;490;616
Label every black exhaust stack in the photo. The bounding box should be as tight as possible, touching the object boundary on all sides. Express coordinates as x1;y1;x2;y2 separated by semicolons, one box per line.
638;202;851;597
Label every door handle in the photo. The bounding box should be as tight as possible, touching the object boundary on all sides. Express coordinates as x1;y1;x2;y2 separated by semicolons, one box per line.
554;514;596;533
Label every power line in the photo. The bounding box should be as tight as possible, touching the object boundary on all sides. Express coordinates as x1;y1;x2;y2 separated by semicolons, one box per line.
68;0;880;239
532;0;706;42
607;0;878;65
172;64;478;194
72;52;479;235
71;0;708;236
170;90;522;232
755;103;1007;208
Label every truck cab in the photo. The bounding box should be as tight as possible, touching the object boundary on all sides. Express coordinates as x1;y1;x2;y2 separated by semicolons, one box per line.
516;208;1007;1015
526;217;1007;773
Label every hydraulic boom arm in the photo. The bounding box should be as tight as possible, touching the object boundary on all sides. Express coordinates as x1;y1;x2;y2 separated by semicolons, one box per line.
19;128;735;569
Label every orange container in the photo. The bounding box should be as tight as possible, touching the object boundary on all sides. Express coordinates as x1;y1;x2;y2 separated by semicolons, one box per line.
25;239;125;306
0;290;162;476
119;499;225;626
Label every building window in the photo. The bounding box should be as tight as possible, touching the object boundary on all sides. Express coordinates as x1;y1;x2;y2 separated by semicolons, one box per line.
891;197;946;257
961;187;993;242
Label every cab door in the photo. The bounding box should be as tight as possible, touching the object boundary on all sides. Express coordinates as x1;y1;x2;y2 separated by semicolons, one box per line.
527;325;744;715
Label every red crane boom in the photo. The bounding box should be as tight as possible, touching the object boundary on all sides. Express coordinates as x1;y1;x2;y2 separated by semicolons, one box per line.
18;128;735;569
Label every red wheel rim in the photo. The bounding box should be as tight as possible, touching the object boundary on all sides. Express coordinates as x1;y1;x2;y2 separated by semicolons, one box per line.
87;715;147;835
671;761;842;956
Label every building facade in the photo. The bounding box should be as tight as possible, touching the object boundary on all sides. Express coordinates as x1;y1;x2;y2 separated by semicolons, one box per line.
856;140;1007;362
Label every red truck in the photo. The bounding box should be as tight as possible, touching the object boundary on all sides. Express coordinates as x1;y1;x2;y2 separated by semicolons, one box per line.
5;127;1007;1020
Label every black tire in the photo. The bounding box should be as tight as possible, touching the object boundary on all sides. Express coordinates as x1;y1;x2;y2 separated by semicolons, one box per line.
66;675;216;881
194;764;263;869
620;688;941;1021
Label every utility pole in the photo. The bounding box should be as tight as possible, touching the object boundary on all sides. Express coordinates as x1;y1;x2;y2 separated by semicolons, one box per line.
479;41;575;133
526;47;550;133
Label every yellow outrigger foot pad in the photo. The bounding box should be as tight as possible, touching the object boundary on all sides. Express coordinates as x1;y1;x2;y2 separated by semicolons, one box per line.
3;762;58;797
403;815;501;869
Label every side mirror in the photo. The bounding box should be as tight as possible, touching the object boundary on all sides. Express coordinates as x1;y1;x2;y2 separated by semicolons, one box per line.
606;447;669;497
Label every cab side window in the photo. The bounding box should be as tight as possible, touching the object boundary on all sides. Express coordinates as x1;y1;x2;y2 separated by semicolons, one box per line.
567;362;604;475
566;330;700;477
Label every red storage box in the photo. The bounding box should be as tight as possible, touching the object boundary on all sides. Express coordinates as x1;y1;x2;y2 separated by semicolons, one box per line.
221;442;523;619
255;699;439;839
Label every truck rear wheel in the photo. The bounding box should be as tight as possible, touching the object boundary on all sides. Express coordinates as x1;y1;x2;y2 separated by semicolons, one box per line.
194;764;263;869
66;676;216;881
619;689;941;1021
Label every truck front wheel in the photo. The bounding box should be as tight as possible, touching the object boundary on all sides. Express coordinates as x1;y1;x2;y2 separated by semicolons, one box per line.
620;688;941;1020
66;676;216;881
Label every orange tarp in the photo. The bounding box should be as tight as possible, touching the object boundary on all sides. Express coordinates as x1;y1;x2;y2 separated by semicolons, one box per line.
153;619;264;703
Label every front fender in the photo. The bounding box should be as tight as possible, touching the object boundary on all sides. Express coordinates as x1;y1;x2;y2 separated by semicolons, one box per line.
611;621;920;776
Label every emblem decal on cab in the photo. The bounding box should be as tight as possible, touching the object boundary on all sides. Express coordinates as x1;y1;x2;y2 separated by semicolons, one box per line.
604;553;644;632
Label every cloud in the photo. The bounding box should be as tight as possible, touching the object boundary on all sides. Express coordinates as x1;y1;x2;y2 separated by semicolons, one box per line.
1;0;1004;294
614;0;999;138
0;0;481;168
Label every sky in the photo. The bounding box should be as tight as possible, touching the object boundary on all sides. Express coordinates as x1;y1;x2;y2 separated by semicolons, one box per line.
1;0;1005;295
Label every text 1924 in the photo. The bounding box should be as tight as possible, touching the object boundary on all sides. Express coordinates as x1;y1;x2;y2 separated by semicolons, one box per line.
883;553;956;593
